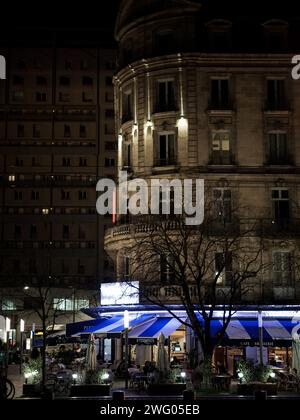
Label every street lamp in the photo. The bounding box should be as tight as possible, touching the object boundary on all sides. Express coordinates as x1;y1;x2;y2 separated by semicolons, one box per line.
258;310;264;366
20;319;25;374
124;310;129;389
5;317;11;375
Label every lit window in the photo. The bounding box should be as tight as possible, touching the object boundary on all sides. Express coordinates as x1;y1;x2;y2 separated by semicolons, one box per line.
2;299;17;311
42;208;49;215
9;175;15;182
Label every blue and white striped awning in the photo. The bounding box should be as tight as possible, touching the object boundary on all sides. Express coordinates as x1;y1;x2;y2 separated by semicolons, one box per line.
194;314;296;344
66;314;154;337
129;317;184;338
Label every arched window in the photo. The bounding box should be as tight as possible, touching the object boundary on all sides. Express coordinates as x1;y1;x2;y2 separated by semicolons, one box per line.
206;20;232;51
262;20;288;51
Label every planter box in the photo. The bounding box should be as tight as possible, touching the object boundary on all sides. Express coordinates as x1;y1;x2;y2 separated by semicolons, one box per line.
237;383;277;396
70;384;111;397
148;383;186;396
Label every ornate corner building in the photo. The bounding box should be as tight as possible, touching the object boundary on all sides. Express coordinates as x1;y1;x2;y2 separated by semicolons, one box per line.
105;0;300;305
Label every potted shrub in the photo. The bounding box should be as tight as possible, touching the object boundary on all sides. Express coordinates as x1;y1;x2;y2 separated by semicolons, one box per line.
147;368;187;396
236;360;277;396
23;359;42;397
70;369;112;397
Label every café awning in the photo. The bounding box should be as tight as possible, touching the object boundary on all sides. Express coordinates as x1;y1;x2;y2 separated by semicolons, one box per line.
129;317;184;338
195;314;296;346
66;314;154;337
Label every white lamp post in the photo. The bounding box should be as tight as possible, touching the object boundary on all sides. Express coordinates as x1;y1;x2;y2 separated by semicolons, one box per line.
124;310;129;389
5;317;11;373
20;319;25;374
258;310;264;366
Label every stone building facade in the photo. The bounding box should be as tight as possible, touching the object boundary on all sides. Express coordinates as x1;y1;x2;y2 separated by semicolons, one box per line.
105;0;300;306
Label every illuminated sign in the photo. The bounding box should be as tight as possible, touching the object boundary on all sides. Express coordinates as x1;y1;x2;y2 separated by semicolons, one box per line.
101;282;139;306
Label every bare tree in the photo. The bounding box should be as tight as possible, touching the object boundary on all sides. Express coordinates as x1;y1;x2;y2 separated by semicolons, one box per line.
122;201;266;385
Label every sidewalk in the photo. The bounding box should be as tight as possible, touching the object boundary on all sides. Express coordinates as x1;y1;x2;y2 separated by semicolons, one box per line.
7;364;24;398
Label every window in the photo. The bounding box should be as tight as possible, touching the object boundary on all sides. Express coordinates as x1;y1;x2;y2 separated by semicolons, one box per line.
79;191;87;200
1;299;17;311
17;124;24;137
62;157;71;166
210;79;230;109
62;225;70;239
32;157;38;166
31;191;40;200
30;224;37;239
157;133;176;166
267;79;286;110
33;124;40;138
211;131;231;164
36;92;47;102
14;225;22;239
53;298;89;311
13;75;24;85
80;192;91;204
213;189;232;223
105;158;115;167
123;141;132;169
80;125;86;138
14;191;23;200
36;76;47;85
264;22;288;51
123;256;130;280
272;189;289;225
61;190;70;200
9;175;15;182
122;90;133;122
159;189;175;217
82;76;93;86
215;252;233;285
157;80;175;112
272;251;292;287
160;254;175;282
42;208;49;215
64;125;71;138
79;157;87;166
268;132;288;164
156;30;174;55
16;157;24;166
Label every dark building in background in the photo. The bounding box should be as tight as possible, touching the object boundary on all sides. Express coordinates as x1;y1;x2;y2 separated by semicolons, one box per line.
0;28;118;329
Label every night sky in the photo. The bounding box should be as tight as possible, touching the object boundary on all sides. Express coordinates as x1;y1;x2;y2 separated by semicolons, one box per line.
0;0;300;46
